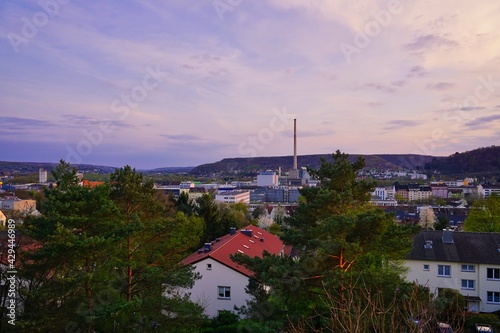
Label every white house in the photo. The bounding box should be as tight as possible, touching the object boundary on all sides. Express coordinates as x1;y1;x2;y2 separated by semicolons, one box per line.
405;230;500;313
181;225;287;317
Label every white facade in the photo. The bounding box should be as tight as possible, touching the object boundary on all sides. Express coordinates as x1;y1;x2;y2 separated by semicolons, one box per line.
38;168;48;183
215;191;250;204
257;171;279;187
477;184;500;198
405;260;500;313
372;187;387;200
187;257;251;317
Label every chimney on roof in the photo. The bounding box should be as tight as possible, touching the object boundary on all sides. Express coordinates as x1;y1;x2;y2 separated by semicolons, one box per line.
204;243;212;252
241;229;252;237
442;228;454;244
229;227;236;235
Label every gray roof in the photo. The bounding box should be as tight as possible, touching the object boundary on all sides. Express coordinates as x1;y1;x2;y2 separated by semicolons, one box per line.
407;230;500;265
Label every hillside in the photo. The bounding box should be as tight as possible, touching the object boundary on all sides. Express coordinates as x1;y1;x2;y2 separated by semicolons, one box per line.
189;153;435;176
0;161;117;174
424;145;500;179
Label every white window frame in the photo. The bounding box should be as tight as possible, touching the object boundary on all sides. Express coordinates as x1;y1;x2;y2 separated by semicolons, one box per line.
218;286;231;300
423;264;429;271
437;265;451;277
461;279;475;290
461;264;475;272
487;291;500;304
486;268;500;280
207;263;212;270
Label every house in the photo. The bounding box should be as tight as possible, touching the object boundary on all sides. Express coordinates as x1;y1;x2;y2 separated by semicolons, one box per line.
181;225;287;317
0;197;36;215
404;230;500;313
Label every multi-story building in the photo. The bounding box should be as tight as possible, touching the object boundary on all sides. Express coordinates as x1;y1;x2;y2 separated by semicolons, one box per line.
477;184;500;198
405;230;500;313
215;190;250;204
396;184;409;201
430;184;448;199
257;171;279;187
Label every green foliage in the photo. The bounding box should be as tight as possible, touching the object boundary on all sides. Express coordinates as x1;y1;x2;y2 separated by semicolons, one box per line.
51;159;79;189
465;313;500;331
232;151;418;331
19;161;205;332
175;191;195;215
435;215;449;230
195;194;250;245
464;194;500;232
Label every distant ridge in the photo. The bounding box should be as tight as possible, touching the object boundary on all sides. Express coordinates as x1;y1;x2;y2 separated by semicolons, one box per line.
188;153;435;176
424;145;500;178
0;161;117;174
2;146;498;179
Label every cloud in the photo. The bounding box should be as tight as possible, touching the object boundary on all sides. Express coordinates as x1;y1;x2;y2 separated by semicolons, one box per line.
0;116;55;132
60;115;133;129
383;120;422;130
281;129;336;138
367;102;386;107
464;114;500;128
404;34;459;51
359;83;396;94
426;82;455;91
406;65;427;78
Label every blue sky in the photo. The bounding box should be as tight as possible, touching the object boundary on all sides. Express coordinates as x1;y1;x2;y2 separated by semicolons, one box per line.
1;0;500;169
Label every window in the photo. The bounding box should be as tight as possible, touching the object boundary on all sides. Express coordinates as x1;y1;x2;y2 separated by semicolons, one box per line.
461;279;475;290
487;268;500;280
461;264;475;272
437;265;451;277
423;264;429;271
207;263;212;270
487;291;500;303
218;286;231;299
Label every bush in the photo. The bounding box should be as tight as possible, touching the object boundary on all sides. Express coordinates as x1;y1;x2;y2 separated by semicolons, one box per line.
465;313;500;331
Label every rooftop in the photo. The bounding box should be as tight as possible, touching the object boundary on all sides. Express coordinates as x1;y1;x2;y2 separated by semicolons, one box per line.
407;230;500;264
182;225;285;277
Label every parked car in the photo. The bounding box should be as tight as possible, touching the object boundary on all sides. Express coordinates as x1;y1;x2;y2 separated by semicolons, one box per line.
475;323;494;333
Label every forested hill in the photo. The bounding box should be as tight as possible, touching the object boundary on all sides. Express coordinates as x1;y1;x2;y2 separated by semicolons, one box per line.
424;145;500;179
189;153;434;176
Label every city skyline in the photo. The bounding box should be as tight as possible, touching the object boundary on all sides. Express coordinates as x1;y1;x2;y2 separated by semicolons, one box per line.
1;1;500;169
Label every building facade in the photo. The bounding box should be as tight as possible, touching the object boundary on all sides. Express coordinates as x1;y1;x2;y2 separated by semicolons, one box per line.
405;230;500;313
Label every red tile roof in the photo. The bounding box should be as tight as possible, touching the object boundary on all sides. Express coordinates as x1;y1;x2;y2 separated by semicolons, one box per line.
182;225;285;277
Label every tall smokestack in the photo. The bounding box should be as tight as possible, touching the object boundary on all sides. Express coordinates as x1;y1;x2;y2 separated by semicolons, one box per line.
293;118;297;170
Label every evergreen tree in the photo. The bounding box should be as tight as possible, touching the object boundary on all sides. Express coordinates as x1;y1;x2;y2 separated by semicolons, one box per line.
233;151;418;331
18;162;205;332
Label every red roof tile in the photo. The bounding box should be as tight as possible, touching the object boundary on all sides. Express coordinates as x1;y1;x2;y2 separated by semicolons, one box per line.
182;225;285;277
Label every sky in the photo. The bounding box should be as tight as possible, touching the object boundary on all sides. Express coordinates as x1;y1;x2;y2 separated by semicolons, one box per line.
1;0;500;169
